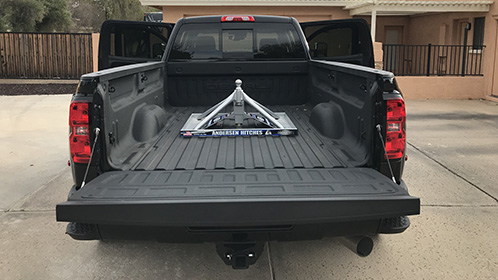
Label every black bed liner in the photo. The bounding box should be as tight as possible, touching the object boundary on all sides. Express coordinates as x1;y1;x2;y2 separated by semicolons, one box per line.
56;168;419;226
57;103;420;228
131;105;358;171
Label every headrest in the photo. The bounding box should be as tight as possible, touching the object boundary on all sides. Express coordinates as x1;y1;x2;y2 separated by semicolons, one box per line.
195;36;216;51
259;38;278;51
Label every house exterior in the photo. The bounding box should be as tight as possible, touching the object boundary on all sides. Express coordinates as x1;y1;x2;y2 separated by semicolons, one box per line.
140;0;498;100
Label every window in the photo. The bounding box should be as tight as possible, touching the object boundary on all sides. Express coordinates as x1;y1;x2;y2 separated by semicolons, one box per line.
169;23;306;60
301;22;373;67
169;24;221;59
254;25;305;59
473;17;485;50
222;29;253;58
109;26;169;59
307;27;353;58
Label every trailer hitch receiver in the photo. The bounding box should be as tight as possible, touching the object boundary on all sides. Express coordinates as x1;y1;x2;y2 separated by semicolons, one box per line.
216;240;264;269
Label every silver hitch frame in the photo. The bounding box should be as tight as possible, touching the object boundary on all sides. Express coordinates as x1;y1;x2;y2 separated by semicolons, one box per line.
180;79;298;137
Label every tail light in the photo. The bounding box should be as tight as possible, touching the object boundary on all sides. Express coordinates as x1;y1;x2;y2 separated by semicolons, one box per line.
385;98;406;159
69;101;90;163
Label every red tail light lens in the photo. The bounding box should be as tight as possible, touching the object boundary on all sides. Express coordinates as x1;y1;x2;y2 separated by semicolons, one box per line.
221;16;254;22
385;98;406;159
69;102;90;163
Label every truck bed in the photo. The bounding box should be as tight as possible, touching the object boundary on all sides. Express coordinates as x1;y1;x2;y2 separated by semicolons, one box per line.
130;105;356;171
59;103;419;229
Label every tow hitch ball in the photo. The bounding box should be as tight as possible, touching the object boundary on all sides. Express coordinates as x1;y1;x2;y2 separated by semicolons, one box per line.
216;241;264;269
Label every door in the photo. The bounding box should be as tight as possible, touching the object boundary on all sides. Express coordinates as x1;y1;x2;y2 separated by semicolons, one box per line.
98;20;173;70
384;26;403;73
300;19;374;68
385;27;402;45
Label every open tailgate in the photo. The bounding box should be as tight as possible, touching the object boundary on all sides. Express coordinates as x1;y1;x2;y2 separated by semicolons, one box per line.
56;168;419;227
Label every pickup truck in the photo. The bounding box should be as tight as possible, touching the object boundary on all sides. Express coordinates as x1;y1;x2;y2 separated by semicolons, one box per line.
56;15;420;269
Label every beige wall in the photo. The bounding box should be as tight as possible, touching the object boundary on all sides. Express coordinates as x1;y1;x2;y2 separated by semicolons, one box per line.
396;76;485;99
357;16;411;43
373;42;383;69
483;3;498;98
359;12;486;45
406;12;486;45
92;33;100;72
161;6;350;23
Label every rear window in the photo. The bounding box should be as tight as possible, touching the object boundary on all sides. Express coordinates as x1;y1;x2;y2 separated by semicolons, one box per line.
169;23;306;60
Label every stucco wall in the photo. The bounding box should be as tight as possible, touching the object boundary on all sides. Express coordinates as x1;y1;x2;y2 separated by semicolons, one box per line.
359;12;486;45
357;16;411;43
407;12;487;45
483;3;498;98
396;76;485;99
373;42;383;69
161;6;350;23
92;33;100;72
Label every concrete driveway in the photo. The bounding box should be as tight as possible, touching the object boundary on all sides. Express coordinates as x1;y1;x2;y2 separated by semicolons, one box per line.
1;96;497;279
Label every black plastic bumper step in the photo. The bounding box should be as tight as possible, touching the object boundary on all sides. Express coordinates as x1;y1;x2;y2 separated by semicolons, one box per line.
66;222;101;240
378;216;411;234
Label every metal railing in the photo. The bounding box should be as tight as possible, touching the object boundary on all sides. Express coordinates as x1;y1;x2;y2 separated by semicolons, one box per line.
383;44;485;76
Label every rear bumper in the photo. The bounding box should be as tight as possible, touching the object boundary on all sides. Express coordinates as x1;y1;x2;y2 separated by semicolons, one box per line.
56;168;420;228
69;219;386;242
